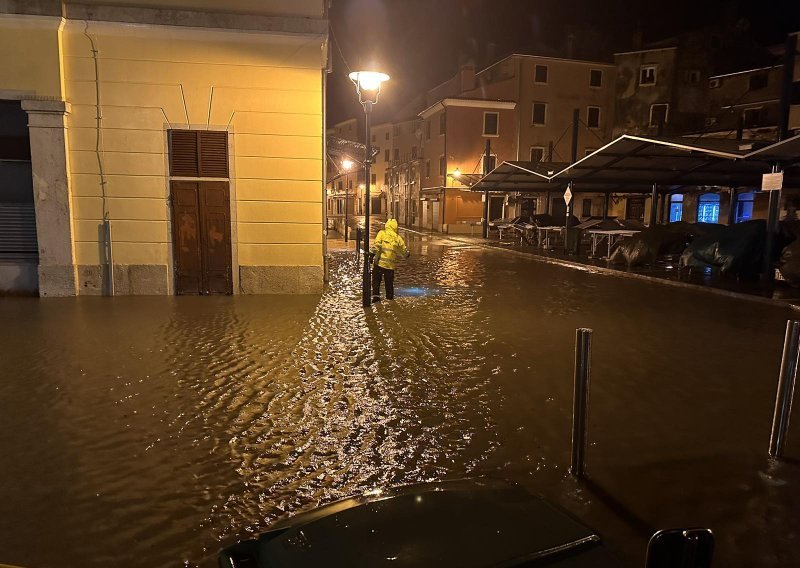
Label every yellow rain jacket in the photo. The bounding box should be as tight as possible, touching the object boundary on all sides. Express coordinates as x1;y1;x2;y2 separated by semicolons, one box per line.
371;219;409;270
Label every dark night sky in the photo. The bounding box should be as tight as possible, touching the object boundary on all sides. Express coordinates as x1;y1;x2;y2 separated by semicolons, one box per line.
327;0;800;126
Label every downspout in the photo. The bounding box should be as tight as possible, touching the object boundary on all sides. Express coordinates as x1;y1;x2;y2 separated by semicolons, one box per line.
83;20;113;296
322;24;331;284
441;107;447;233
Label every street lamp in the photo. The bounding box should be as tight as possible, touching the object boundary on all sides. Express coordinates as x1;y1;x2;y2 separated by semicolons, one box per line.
349;70;390;307
342;158;353;242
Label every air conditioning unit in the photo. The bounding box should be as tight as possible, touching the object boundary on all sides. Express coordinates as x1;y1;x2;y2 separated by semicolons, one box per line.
709;78;721;88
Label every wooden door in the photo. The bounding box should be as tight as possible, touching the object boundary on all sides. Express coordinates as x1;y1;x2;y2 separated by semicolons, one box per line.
170;181;233;295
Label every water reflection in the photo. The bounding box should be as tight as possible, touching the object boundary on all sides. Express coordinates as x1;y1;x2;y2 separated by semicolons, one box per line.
0;234;798;568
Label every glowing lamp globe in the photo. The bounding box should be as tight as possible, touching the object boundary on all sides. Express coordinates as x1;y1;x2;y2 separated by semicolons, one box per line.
349;71;390;104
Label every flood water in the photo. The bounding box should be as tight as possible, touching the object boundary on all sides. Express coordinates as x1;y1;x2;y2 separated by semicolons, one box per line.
1;233;799;568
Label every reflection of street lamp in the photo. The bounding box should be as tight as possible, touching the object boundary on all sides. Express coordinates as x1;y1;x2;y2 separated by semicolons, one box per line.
349;70;389;307
342;158;353;241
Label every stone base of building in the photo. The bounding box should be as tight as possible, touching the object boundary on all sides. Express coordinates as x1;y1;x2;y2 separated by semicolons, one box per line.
239;265;324;294
77;264;169;296
39;264;77;297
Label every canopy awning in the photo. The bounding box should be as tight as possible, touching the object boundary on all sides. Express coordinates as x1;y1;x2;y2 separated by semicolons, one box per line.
470;134;800;194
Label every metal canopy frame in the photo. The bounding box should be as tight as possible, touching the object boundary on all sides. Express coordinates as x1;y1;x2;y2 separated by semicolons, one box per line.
470;134;800;195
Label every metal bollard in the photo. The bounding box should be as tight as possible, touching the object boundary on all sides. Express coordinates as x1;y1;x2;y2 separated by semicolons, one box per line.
769;320;800;458
570;328;593;477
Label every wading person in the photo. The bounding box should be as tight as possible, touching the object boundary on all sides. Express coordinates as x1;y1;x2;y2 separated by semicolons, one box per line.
370;218;410;301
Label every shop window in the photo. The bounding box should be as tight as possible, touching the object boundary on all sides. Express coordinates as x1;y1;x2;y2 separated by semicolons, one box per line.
735;191;755;223
669;193;683;222
697;193;720;223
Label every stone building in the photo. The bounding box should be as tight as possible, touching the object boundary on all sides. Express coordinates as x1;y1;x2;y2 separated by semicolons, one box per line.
0;0;329;296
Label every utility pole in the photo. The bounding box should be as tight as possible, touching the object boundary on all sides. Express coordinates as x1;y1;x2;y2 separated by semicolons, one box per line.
564;108;579;254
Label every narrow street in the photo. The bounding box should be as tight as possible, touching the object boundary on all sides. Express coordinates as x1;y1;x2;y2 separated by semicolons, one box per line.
1;232;798;567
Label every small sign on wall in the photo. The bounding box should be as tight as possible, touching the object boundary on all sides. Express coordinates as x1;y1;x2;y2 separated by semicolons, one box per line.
762;172;784;191
563;186;573;204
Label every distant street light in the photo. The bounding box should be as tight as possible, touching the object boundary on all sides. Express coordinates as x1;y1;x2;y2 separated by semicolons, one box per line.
342;158;354;171
349;69;390;307
452;168;461;179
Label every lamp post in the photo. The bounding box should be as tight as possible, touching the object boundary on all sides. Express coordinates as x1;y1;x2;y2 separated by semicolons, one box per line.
342;158;353;242
349;70;389;307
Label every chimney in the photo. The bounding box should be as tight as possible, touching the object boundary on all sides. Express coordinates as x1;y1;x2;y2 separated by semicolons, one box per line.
459;62;475;93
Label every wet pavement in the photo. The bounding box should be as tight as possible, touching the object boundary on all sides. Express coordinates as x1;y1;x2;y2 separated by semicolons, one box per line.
1;232;799;568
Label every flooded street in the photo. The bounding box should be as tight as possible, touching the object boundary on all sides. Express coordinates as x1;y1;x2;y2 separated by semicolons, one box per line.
1;233;799;568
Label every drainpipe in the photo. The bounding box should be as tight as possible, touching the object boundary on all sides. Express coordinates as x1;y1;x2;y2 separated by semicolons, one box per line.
441;107;447;233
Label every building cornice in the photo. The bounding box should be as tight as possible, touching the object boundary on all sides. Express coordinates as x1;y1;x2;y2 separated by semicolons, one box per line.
61;2;328;35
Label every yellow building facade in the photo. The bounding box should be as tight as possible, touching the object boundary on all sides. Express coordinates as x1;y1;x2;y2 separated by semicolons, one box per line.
0;0;328;296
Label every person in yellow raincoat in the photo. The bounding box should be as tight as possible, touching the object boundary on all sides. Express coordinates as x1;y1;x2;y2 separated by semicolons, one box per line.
369;218;410;301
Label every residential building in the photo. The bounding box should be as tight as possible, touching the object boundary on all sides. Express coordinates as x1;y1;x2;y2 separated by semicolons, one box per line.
0;0;329;296
419;98;517;233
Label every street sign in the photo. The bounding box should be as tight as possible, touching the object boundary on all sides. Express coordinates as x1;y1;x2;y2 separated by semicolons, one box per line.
563;186;573;204
762;171;784;191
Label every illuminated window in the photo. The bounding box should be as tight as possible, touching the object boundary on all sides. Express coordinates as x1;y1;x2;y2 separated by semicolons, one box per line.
669;193;683;222
640;65;657;86
534;64;548;84
697;193;720;223
735;191;755;223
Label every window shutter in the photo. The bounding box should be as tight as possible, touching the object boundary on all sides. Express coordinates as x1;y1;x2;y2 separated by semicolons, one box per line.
169;130;228;178
169;130;200;177
199;131;229;178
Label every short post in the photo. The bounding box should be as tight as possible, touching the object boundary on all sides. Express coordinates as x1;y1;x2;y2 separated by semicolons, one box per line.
769;320;800;458
571;327;593;477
